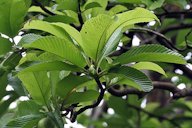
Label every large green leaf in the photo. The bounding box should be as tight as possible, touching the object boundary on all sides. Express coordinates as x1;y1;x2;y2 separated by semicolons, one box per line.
114;44;186;64
0;37;12;56
109;66;153;92
64;90;99;105
80;8;159;63
19;61;80;73
56;74;90;99
80;14;112;60
0;0;31;37
18;71;51;105
132;62;167;76
23;36;86;68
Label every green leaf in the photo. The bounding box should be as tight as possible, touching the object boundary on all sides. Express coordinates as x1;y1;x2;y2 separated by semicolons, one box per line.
17;100;41;116
64;90;99;105
141;0;165;10
0;37;12;56
0;0;31;37
115;44;186;64
19;61;80;73
56;74;90;99
18;71;51;105
56;0;78;11
113;0;142;4
5;114;44;128
84;2;102;10
0;92;18;117
80;14;112;60
52;23;84;48
24;36;86;68
132;62;167;76
44;15;76;24
109;5;128;14
23;20;71;40
83;0;108;9
109;66;153;92
18;34;42;46
2;52;22;70
81;8;159;63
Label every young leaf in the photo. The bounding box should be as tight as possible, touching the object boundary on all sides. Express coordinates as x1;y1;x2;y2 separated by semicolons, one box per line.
80;14;112;60
109;66;153;92
23;36;86;68
132;62;167;76
114;44;186;64
18;71;51;105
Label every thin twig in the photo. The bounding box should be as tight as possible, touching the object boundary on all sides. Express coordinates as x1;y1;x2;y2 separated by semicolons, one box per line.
32;0;55;15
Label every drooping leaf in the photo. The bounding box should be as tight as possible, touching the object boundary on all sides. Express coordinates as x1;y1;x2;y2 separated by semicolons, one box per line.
109;66;153;92
64;90;99;105
23;20;71;40
132;62;167;76
18;71;51;105
0;0;31;37
0;37;12;56
115;44;186;64
5;114;44;128
23;36;86;68
52;23;84;47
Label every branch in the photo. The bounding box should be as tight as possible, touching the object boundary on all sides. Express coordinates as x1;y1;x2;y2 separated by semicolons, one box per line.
157;10;192;18
161;24;192;34
108;81;192;99
174;64;192;79
127;103;181;127
131;27;189;51
70;76;105;122
32;0;55;16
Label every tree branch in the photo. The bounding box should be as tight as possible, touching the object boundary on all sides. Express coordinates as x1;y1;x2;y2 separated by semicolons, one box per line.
157;10;192;19
70;76;105;122
108;81;192;100
127;103;181;127
32;0;55;16
161;24;192;34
